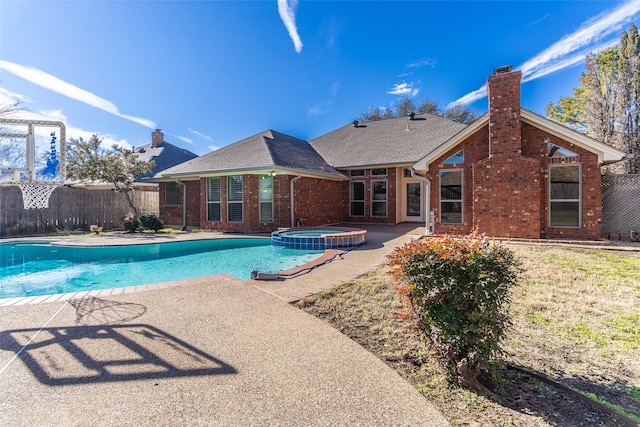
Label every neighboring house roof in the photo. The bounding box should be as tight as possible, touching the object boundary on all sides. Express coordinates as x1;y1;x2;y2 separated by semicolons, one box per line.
412;109;626;171
134;140;198;181
154;130;346;181
309;113;468;169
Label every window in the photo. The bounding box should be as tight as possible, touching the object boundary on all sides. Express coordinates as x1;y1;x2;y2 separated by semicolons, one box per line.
165;182;181;206
207;177;221;222
227;175;243;222
548;143;578;158
350;182;365;216
259;175;273;222
371;180;387;217
371;168;387;176
443;150;464;165
440;170;462;224
550;165;581;227
350;169;365;177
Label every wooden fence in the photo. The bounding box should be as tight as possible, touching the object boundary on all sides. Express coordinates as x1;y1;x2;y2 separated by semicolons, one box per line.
0;185;158;237
601;174;640;240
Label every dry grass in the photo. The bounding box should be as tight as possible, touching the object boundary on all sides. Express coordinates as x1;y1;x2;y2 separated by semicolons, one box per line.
295;243;640;426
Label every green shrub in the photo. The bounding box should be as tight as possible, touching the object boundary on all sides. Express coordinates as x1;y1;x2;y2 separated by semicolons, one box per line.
122;213;140;233
140;214;164;232
388;232;521;389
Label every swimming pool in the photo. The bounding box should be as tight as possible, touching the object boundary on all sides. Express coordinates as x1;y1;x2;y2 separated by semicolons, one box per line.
0;238;323;299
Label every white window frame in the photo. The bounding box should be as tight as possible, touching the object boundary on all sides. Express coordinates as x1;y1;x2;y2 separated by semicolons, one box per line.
259;174;274;223
165;182;181;206
439;169;463;225
206;177;221;222
227;175;243;223
549;164;581;228
371;179;388;217
350;181;365;217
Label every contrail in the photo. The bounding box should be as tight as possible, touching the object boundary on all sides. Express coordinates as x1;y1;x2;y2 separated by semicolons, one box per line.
278;0;303;53
450;0;640;107
0;60;156;129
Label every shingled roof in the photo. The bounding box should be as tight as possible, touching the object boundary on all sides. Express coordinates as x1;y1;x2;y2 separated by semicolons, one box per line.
309;113;468;169
154;130;346;180
134;139;198;181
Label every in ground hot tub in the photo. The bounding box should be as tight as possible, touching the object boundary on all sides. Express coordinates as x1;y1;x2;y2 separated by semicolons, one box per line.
271;227;367;250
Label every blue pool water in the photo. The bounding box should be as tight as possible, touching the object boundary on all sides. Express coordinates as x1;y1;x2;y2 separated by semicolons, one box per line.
0;238;324;299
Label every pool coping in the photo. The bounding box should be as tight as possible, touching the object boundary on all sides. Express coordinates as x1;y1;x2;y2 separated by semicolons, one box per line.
0;233;341;306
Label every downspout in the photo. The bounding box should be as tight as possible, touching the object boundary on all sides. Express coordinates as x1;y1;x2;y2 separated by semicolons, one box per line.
290;173;302;228
176;179;187;230
410;168;432;235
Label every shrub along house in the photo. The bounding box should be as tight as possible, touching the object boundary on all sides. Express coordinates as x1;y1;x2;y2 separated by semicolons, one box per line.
153;67;625;240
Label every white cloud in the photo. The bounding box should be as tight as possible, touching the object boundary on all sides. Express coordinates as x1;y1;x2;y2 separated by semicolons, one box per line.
171;134;193;145
278;0;303;53
308;102;330;116
450;0;640;107
387;83;419;97
0;60;156;129
0;86;27;104
407;58;437;68
208;145;222;152
188;128;215;142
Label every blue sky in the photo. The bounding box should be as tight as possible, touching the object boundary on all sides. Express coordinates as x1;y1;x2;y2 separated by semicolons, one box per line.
2;0;640;156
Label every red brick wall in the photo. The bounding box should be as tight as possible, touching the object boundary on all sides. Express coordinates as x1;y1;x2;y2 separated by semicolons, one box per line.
426;127;488;236
488;70;523;157
422;69;604;240
341;168;397;224
472;155;542;238
159;180;200;227
425;121;604;240
521;123;603;240
188;175;345;233
293;177;345;227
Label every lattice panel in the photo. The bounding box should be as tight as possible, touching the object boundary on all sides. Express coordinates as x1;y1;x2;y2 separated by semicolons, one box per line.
602;174;640;235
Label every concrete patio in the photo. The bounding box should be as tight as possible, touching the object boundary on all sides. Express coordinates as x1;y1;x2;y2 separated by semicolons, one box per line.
0;224;451;426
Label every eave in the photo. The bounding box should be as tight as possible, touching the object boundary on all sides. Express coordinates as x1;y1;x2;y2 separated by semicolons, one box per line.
151;166;348;182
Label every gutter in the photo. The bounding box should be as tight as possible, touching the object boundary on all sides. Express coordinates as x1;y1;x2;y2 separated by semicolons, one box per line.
410;168;433;235
290;173;302;228
176;179;187;230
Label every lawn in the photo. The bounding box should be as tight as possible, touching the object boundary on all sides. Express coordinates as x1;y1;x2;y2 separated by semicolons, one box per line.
295;243;640;426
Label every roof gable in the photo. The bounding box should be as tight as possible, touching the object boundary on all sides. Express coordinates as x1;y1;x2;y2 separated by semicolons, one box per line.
520;109;625;164
154;130;346;180
412;109;626;170
134;140;198;181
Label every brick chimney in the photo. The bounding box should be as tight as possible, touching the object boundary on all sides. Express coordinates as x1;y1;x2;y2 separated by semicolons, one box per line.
487;66;522;158
472;66;541;239
152;129;164;148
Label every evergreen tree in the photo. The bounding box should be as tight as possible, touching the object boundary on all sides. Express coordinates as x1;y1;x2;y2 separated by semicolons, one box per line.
546;24;639;173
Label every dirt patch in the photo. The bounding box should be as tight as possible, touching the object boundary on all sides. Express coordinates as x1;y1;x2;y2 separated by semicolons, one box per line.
295;243;640;426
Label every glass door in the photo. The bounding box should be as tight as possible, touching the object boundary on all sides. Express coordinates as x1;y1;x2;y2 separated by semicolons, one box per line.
404;182;422;221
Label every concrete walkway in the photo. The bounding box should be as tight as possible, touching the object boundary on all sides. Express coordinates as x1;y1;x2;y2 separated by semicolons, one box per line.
0;224;450;426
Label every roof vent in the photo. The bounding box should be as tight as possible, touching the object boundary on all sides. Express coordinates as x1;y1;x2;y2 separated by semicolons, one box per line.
352;120;359;127
409;112;416;120
493;65;513;75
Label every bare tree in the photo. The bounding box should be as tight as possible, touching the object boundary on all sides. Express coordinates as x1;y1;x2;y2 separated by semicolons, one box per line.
0;100;21;117
357;98;478;124
67;134;154;220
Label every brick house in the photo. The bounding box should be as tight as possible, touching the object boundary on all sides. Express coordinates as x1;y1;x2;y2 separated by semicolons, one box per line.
153;67;625;239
